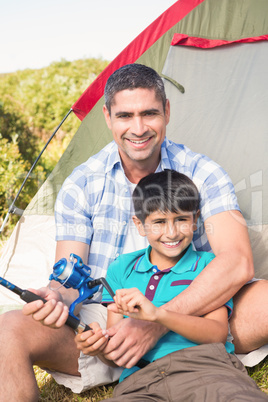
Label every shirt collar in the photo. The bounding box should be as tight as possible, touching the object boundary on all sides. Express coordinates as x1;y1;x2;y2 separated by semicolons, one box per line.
105;137;172;174
160;137;173;171
135;243;198;274
104;141;122;174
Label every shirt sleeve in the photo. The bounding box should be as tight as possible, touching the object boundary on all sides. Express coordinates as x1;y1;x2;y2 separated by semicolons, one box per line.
196;156;240;222
224;298;233;319
54;166;94;245
101;257;124;303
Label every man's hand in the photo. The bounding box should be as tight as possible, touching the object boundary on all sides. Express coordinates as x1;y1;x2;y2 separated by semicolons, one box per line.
103;317;166;368
22;287;69;329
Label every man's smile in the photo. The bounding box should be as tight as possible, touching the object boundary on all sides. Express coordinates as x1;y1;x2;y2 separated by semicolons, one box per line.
127;138;151;144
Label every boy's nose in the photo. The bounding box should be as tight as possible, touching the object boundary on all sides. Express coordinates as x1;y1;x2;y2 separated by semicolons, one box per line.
165;223;178;238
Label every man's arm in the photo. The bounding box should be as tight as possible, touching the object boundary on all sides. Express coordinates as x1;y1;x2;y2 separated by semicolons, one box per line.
22;240;90;327
104;210;254;367
164;210;254;316
53;240;90;306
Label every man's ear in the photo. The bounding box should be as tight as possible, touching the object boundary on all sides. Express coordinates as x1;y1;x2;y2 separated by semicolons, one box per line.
165;99;170;125
132;216;146;237
103;105;112;130
193;210;200;231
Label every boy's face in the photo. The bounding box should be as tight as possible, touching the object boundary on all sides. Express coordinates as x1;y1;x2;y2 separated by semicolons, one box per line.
133;210;199;270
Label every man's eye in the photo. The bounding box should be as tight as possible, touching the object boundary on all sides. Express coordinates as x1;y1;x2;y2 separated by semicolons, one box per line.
144;111;157;116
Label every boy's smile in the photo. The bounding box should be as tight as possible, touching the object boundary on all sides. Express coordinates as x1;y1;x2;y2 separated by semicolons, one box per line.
133;210;198;270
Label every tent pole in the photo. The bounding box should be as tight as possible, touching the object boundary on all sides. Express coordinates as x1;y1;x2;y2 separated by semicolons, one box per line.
0;108;73;235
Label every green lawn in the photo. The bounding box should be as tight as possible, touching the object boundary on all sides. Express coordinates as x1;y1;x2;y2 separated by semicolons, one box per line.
35;367;115;401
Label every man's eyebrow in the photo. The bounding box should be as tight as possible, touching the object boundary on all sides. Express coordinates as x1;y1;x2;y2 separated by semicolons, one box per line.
115;111;133;117
141;108;161;115
114;108;161;117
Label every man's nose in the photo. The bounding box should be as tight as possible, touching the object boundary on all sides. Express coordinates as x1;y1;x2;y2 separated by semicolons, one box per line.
131;117;147;136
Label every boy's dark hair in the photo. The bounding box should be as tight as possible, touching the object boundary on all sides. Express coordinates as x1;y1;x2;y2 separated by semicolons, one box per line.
133;170;200;223
104;63;166;115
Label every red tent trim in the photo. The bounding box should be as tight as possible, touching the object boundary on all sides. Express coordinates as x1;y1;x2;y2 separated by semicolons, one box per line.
171;33;268;48
72;0;204;120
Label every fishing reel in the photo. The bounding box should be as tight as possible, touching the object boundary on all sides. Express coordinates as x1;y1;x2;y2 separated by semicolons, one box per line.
49;253;114;318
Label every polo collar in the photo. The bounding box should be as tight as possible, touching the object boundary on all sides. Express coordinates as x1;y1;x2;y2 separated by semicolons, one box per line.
135;243;198;274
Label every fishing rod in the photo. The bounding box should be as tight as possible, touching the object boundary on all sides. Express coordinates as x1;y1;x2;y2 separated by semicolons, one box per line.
0;253;115;333
0;275;91;333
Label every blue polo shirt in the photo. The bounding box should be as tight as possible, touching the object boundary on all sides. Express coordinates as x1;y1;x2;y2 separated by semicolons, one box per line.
102;244;234;381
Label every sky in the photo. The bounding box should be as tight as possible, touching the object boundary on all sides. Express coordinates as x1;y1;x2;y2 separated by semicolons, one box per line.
0;0;176;74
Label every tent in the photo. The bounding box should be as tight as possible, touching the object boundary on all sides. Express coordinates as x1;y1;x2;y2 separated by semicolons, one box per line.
1;0;268;366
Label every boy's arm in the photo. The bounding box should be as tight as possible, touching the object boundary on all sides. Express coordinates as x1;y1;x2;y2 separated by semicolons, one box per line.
109;288;228;345
154;307;228;344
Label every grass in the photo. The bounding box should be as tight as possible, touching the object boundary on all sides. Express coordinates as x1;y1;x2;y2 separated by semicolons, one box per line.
34;367;116;401
247;358;268;394
35;358;268;401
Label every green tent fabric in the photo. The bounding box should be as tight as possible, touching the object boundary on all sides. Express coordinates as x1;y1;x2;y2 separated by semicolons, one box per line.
1;0;268;365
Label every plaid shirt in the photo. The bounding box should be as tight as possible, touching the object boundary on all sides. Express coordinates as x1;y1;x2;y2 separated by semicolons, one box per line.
55;137;239;301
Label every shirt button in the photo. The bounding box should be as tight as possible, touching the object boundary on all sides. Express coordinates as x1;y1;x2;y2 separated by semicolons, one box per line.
115;253;119;258
149;285;155;290
122;221;127;225
153;268;157;273
154;275;159;280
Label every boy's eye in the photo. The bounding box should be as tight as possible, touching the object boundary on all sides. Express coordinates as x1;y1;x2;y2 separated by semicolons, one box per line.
154;220;165;224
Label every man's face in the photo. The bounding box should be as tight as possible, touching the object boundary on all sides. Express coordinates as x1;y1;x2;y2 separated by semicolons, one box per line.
103;88;170;168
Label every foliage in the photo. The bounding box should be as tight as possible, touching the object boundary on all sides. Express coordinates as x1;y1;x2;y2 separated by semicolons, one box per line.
0;57;109;236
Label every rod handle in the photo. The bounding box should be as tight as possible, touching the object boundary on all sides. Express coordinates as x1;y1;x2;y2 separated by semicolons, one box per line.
20;290;91;332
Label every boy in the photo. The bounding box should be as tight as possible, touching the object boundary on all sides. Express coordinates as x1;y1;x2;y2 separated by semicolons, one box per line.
76;170;267;400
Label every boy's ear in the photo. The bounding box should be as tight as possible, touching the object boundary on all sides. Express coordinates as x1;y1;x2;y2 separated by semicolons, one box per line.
193;210;200;231
132;216;146;237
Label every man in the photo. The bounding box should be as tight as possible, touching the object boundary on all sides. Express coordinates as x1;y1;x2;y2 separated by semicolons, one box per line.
0;64;267;401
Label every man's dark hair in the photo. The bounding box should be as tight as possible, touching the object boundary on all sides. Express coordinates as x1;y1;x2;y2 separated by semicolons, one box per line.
133;170;200;223
104;63;166;115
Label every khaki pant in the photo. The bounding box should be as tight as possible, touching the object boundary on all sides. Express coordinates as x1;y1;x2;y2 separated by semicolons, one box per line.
107;343;267;401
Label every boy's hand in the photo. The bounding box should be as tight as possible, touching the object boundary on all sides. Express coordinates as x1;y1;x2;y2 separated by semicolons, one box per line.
75;322;109;356
108;288;158;321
